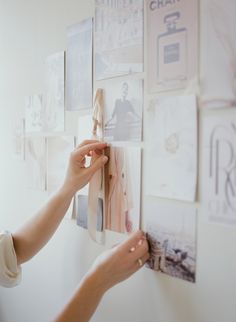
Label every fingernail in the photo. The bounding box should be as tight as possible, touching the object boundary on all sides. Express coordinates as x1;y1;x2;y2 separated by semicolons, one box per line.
138;239;143;246
102;156;108;163
130;246;135;252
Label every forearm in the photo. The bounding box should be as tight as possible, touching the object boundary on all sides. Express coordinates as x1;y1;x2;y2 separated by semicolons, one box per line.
12;186;74;265
54;271;106;322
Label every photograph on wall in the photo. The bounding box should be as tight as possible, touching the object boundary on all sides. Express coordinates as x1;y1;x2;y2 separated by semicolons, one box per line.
25;95;44;133
201;0;236;109
25;137;46;190
43;51;65;132
104;146;141;234
47;136;75;192
104;79;143;142
147;0;198;92
12;117;25;160
202;112;236;226
145;199;197;283
66;18;93;111
76;194;103;232
95;0;144;80
146;95;197;202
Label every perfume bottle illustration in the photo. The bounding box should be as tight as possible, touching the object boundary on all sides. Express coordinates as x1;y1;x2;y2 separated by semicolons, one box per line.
157;12;187;89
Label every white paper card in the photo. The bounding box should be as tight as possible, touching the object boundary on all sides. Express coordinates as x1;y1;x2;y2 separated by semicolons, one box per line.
146;95;197;202
202;112;236;226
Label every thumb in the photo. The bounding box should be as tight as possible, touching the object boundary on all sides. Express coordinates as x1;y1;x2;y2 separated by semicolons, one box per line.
87;155;108;176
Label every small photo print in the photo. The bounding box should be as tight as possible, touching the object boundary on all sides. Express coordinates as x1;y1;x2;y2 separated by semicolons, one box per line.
66;18;93;110
25;95;44;133
145;199;197;283
104;146;141;234
76;195;103;232
95;0;144;80
44;51;65;132
104;79;143;142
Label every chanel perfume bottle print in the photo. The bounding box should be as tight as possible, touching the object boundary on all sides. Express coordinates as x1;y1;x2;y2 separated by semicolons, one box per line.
157;12;187;89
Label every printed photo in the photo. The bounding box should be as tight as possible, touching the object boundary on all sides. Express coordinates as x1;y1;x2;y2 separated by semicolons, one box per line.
25;137;46;190
104;146;141;234
145;199;197;283
146;95;197;202
202;112;236;226
76;195;103;232
44;51;65;132
66;18;93;110
25;95;44;133
104;79;143;142
147;0;198;92
95;0;144;80
201;0;236;109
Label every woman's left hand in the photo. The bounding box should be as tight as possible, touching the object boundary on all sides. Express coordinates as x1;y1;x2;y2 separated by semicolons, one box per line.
62;140;108;196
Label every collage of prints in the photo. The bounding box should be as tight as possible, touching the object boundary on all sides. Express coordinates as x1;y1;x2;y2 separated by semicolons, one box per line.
13;0;236;283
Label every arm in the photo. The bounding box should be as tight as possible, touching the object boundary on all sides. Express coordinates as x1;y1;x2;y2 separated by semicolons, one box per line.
54;230;150;322
12;140;108;265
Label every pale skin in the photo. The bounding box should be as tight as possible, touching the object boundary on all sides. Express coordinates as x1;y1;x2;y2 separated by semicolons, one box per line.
12;140;150;322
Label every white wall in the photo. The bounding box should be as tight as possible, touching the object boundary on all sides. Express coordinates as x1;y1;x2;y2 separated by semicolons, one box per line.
0;1;236;322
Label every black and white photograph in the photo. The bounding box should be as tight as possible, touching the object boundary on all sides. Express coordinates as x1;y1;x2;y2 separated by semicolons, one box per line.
104;79;143;142
145;199;197;283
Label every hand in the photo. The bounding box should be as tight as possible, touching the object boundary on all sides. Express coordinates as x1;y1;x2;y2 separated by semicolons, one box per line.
62;140;108;196
89;231;150;292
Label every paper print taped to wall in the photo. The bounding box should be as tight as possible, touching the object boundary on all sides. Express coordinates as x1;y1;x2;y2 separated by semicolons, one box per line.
145;199;197;283
76;195;103;231
146;95;197;202
104;79;143;142
12;118;25;160
25;95;44;133
104;146;141;234
147;0;198;92
95;0;144;80
201;0;236;109
25;137;46;190
44;52;65;131
66;18;93;110
47;136;75;193
202;113;236;226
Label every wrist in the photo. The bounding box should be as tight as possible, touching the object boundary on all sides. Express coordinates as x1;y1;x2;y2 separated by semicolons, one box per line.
83;269;108;297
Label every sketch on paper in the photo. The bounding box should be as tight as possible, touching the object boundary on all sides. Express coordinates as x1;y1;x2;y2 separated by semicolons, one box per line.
202;0;236;109
12;118;25;159
66;18;93;110
145;199;197;283
25;137;46;190
147;0;198;92
95;0;144;80
104;79;143;142
76;195;103;232
44;52;65;131
202;113;236;226
25;95;43;133
104;146;141;234
146;95;197;202
47;136;75;192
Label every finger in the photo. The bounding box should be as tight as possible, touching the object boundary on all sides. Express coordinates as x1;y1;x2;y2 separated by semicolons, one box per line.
85;154;108;175
131;239;149;260
72;142;108;162
120;230;145;252
136;252;150;269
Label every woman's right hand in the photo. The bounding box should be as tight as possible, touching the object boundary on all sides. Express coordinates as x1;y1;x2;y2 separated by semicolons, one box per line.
89;230;150;292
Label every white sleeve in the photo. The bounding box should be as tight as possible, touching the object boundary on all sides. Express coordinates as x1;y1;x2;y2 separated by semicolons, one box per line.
0;231;22;288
